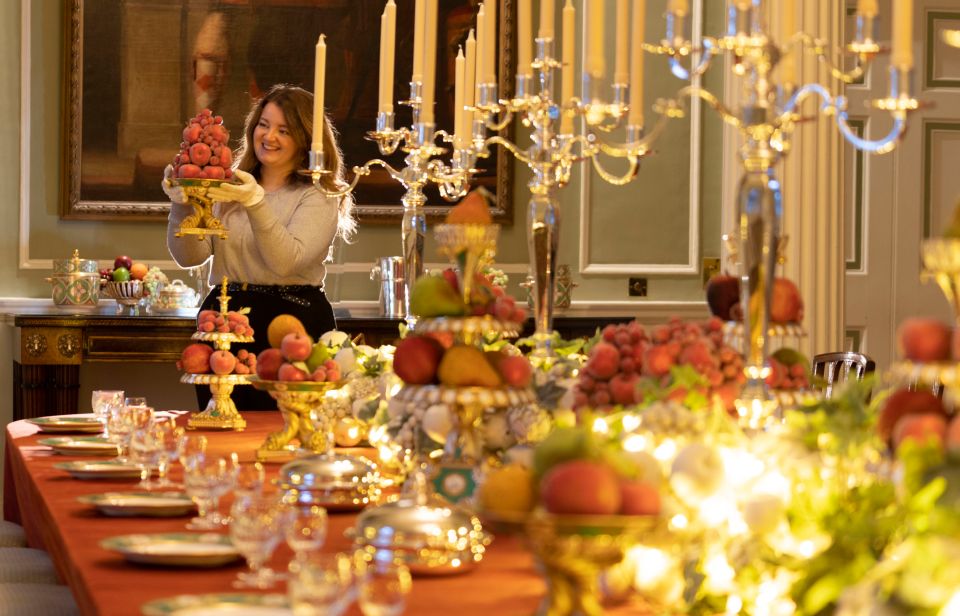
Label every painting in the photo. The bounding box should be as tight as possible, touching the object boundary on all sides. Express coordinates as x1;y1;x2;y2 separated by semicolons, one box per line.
62;0;515;222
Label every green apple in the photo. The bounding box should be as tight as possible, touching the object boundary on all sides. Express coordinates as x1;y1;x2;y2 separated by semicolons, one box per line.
112;267;131;282
305;343;330;371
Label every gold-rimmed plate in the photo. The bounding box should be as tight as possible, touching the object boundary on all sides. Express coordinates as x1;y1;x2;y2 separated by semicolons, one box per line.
27;414;103;434
54;460;142;480
39;436;118;456
78;492;195;517
141;593;289;616
101;533;242;567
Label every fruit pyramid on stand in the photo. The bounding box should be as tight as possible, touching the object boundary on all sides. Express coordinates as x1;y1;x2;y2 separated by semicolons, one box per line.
170;108;235;238
177;279;254;430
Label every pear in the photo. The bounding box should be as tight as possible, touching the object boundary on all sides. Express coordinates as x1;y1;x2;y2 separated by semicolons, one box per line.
437;345;501;387
445;188;493;225
409;274;466;318
305;343;330;372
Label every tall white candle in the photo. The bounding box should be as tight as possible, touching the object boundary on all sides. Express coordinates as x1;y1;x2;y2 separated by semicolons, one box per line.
485;0;497;84
378;0;397;114
628;0;645;126
780;0;797;86
539;0;555;40
560;0;574;133
614;0;629;84
892;0;914;70
857;0;878;18
313;34;326;152
667;0;689;17
517;0;532;76
586;0;605;80
454;47;465;148
422;0;438;122
412;0;426;83
465;29;476;137
475;5;487;94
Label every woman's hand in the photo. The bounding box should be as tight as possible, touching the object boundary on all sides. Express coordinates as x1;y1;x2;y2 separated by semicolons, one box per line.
161;165;188;205
206;170;265;208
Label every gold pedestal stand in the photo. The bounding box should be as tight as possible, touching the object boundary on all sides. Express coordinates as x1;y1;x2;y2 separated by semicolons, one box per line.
184;281;252;430
170;178;230;240
490;511;659;616
249;379;343;461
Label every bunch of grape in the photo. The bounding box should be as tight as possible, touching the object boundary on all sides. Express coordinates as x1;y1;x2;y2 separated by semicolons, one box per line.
233;349;258;375
637;400;709;436
573;321;648;409
173;109;233;180
505;404;552;444
766;356;810;390
197;309;253;336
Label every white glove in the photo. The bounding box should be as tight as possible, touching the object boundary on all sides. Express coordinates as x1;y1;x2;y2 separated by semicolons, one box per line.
162;165;187;205
206;169;265;208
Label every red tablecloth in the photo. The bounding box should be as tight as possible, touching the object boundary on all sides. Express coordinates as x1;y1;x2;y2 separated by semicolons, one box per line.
4;412;556;616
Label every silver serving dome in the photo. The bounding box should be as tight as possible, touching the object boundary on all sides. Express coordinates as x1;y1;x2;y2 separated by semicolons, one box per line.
278;452;380;511
349;476;490;575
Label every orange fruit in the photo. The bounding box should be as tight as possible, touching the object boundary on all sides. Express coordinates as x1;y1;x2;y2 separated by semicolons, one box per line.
129;262;149;280
267;314;307;349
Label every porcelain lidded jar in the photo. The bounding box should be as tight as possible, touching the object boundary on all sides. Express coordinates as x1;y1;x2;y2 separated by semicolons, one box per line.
48;249;101;310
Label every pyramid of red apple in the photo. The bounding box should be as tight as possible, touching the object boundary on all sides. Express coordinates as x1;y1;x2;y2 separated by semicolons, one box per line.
172;108;233;180
253;315;341;383
393;335;533;388
706;273;804;324
574;318;745;413
177;310;257;376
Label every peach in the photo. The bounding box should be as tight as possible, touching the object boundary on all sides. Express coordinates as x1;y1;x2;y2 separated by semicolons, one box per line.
277;362;308;382
177;164;202;179
619;480;661;515
897;317;952;362
177;343;213;374
255;348;284;380
208;350;236;375
203;165;226;180
393;335;444;385
878;389;946;443
498;355;533;388
892;413;948;451
706;274;740;321
280;332;313;362
540;460;622;515
310;366;327;382
189;142;212;166
183;123;202;143
770;277;804;323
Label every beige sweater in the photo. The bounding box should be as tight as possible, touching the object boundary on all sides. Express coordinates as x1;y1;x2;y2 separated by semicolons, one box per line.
166;183;340;286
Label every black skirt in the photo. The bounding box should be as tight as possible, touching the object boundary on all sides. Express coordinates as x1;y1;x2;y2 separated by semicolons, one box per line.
195;283;337;411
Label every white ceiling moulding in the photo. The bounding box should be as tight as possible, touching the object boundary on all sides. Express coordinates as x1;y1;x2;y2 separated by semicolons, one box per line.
578;0;703;276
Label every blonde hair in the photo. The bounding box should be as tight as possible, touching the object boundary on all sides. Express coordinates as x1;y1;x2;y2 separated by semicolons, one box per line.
235;84;356;242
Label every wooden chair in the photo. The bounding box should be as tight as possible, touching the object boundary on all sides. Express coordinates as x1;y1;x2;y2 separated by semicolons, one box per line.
812;351;876;398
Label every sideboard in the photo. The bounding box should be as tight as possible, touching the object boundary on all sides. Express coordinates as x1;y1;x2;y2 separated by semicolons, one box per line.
10;309;635;419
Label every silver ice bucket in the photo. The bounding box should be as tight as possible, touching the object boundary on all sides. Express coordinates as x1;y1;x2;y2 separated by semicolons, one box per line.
370;256;405;318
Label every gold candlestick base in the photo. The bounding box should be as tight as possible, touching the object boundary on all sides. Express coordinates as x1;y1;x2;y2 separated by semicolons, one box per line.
181;373;249;430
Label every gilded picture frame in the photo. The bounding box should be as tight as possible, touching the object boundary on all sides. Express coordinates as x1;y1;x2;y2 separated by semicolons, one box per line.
61;0;515;223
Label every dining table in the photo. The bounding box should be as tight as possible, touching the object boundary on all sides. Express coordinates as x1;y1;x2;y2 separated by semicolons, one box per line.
3;411;653;616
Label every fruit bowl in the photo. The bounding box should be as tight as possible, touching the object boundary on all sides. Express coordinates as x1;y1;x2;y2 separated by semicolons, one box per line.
249;378;347;459
102;280;145;314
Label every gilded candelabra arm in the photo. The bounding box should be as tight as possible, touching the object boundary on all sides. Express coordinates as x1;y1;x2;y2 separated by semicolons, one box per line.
424;159;471;201
668;37;718;81
589;155;639;186
592;109;673;157
359;158;405;183
476;106;515;133
558;134;598;162
790;32;869;85
780;84;907;154
485;135;537;167
666;86;743;129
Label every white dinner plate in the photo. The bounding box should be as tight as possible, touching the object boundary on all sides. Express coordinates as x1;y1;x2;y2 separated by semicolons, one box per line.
141;594;290;616
39;436;118;456
54;460;142;480
77;492;196;517
101;533;242;567
27;414;103;434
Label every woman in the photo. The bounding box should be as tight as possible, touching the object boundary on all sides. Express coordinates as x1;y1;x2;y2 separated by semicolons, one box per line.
164;84;355;410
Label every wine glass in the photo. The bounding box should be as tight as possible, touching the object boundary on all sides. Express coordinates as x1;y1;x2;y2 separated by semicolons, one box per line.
229;492;282;589
124;396;148;409
107;404;152;462
178;433;208;472
235;461;266;498
282;503;328;568
184;455;234;530
91;390;123;436
357;558;412;616
288;552;356;616
128;420;158;490
132;417;180;490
